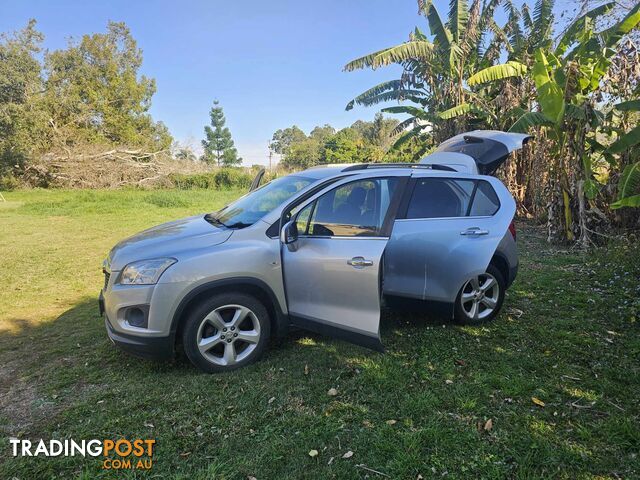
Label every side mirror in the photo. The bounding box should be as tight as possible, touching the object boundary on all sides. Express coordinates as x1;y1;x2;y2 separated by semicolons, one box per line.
280;220;298;245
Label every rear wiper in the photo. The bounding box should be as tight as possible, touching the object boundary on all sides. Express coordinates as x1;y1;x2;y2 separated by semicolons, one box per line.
204;213;228;227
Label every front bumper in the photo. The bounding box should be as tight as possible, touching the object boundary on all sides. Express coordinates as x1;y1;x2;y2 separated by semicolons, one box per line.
104;315;174;360
101;292;173;360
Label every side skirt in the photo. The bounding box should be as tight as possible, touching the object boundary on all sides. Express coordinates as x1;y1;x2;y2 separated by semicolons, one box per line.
382;294;455;319
289;314;384;352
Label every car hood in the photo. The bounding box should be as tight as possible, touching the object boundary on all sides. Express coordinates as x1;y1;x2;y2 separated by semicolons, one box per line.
107;215;233;271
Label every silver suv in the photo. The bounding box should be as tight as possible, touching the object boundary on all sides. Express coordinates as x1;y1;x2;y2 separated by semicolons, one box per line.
100;131;526;372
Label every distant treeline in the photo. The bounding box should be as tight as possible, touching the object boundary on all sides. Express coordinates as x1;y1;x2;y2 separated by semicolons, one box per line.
269;113;425;169
0;20;172;182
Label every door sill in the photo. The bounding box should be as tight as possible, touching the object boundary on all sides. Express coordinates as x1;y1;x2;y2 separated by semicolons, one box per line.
289;314;384;352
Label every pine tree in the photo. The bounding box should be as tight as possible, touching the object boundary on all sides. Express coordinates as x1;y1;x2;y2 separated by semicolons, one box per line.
201;100;241;166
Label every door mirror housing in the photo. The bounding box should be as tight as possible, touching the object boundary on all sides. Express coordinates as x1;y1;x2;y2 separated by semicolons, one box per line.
280;220;298;244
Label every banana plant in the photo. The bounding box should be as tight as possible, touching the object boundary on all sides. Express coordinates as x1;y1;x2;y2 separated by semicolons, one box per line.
466;1;640;240
608;100;640;209
344;0;505;153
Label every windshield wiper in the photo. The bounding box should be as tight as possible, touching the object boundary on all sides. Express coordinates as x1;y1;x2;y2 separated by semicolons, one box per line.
226;221;252;229
204;213;228;228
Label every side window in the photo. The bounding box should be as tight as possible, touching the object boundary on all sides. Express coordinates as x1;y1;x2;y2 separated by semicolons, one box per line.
302;178;398;237
295;202;314;234
406;178;475;219
469;180;500;216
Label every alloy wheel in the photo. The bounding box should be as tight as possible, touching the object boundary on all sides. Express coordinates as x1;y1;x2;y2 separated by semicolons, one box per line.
459;273;500;321
196;304;261;366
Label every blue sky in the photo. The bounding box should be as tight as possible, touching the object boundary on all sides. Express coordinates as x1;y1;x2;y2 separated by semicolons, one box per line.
1;0;540;165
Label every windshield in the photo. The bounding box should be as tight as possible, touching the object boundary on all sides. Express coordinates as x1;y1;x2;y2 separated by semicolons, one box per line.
208;175;313;228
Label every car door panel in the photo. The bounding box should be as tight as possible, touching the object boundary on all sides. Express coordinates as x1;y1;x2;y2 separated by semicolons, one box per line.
383;175;515;304
280;173;406;350
285;237;387;349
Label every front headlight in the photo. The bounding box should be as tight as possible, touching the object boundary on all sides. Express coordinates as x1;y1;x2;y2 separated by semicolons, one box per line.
119;258;177;285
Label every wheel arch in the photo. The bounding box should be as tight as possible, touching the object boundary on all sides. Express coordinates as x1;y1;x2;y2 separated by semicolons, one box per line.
170;277;288;349
489;252;509;286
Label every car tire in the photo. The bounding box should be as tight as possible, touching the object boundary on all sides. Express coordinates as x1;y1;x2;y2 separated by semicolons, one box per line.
183;292;271;373
454;264;505;325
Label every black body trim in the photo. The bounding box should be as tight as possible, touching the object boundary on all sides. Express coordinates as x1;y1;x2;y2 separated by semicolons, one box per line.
383;294;455;318
508;262;519;287
169;277;288;338
380;176;409;237
289;314;384;352
491;250;517;288
105;317;173;360
395;177;418;220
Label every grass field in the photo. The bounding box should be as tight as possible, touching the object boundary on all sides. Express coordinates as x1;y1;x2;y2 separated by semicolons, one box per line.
0;188;639;479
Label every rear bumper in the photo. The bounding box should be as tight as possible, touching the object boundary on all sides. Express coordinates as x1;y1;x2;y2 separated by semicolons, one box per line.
507;262;518;288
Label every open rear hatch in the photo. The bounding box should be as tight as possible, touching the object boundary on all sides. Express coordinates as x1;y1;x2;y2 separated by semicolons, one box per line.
421;130;532;175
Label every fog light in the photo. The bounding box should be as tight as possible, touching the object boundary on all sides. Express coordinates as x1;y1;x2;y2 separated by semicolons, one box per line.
124;306;148;328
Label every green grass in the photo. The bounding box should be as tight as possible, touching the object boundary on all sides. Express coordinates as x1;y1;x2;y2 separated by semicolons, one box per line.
1;188;638;479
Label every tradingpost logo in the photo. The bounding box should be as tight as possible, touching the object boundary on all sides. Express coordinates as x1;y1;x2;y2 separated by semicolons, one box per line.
9;437;156;470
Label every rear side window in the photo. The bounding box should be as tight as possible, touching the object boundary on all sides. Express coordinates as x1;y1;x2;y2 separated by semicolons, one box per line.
406;178;500;219
469;180;500;216
406;178;474;219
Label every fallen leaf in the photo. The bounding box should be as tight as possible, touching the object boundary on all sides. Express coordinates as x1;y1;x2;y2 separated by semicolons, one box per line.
532;397;545;407
454;359;466;366
304;364;309;375
248;477;257;480
362;420;373;428
484;418;493;431
445;379;454;385
342;450;354;459
327;388;338;396
385;419;397;425
144;421;154;428
180;452;191;457
308;449;319;458
268;396;275;404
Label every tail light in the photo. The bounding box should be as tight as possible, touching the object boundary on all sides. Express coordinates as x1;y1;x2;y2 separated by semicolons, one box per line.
508;220;517;241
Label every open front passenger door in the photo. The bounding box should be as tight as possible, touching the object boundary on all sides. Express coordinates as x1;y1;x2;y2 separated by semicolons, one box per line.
279;172;408;351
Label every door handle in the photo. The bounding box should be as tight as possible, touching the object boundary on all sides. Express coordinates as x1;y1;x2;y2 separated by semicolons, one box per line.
347;256;374;268
460;227;489;236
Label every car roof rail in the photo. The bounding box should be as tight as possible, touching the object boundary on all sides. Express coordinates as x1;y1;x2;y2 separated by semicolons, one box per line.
341;163;456;172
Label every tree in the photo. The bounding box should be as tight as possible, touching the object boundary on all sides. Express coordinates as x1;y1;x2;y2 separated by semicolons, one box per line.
202;100;242;166
43;21;172;150
309;124;336;142
470;2;640;244
343;0;640;245
344;0;506;154
283;138;322;169
270;126;306;156
0;20;47;174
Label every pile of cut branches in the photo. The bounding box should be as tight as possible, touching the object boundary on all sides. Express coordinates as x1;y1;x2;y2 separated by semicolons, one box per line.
16;147;212;188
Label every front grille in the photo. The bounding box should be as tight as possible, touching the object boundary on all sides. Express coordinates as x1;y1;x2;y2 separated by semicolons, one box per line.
103;270;111;290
